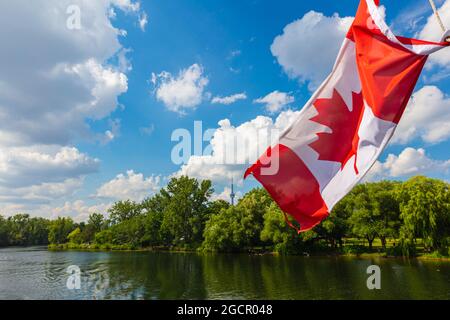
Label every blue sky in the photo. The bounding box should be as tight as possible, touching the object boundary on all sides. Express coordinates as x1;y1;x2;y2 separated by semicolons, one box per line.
0;0;449;220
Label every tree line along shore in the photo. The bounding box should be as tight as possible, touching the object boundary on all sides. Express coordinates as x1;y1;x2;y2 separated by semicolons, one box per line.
0;175;449;259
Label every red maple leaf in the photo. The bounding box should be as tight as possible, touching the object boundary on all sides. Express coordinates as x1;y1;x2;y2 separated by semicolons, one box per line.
309;89;364;174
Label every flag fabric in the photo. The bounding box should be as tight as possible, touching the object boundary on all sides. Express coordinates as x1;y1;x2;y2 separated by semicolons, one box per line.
244;0;450;232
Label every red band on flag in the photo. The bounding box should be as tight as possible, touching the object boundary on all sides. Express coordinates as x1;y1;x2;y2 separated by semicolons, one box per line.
245;144;329;232
350;1;429;123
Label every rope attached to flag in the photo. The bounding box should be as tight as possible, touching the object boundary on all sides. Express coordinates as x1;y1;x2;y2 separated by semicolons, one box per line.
428;0;450;42
428;0;446;32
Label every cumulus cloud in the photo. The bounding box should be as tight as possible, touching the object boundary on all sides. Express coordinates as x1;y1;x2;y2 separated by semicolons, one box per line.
393;86;450;144
0;146;99;188
0;199;109;223
0;145;99;211
0;0;145;217
0;1;143;147
100;119;121;144
51;200;112;222
212;93;247;105
254;91;294;113
176;110;300;185
419;0;450;69
152;64;209;113
0;178;84;206
391;2;431;35
366;148;450;181
140;124;155;136
139;12;148;31
271;11;353;91
228;50;242;59
96;170;161;202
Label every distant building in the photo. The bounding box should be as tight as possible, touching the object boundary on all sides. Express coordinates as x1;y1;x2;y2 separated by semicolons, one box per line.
230;179;236;206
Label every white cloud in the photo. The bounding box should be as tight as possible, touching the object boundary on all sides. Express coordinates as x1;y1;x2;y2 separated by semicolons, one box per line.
116;48;133;73
0;145;99;212
0;146;99;188
100;119;121;144
140;124;155;136
367;148;450;181
2;170;159;222
419;0;450;68
254;91;294;113
152;64;209;113
96;170;161;202
0;178;84;206
176;110;300;185
139;12;148;31
51;200;112;222
271;11;353;91
229;67;241;74
228;50;242;59
212;93;247;105
393;86;450;144
111;0;141;12
0;0;145;216
0;1;144;147
391;2;431;35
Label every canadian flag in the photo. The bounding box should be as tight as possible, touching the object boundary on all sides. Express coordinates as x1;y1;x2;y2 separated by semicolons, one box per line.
245;0;450;232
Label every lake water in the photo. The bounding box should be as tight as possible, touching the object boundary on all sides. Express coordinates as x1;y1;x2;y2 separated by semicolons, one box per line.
0;247;448;300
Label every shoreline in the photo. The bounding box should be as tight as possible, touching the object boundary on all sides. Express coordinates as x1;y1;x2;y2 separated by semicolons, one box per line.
46;244;450;262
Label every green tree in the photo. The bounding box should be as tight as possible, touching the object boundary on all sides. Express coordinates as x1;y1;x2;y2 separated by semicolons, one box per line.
27;217;50;245
105;216;146;248
318;197;351;248
396;176;449;251
370;181;401;249
6;214;33;245
203;191;275;252
260;204;302;254
208;200;230;214
77;213;106;244
160;176;213;245
349;208;379;250
141;193;169;246
141;193;168;215
95;229;113;245
67;227;83;244
0;216;9;246
202;206;247;252
236;188;273;247
88;213;105;232
108;200;142;225
0;215;49;246
140;211;164;246
347;185;379;250
48;217;75;245
346;182;401;250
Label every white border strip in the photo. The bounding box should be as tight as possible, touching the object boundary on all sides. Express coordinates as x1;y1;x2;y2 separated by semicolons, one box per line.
366;0;447;55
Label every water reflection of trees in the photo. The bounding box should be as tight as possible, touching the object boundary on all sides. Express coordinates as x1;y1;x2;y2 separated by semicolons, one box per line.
103;252;207;299
97;252;450;300
202;254;361;299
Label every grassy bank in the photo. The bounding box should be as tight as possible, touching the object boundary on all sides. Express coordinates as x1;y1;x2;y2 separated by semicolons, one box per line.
48;240;450;261
48;243;197;252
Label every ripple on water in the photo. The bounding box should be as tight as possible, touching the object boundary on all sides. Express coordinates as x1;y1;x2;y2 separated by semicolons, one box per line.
0;248;449;300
